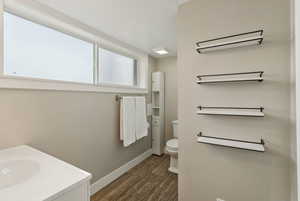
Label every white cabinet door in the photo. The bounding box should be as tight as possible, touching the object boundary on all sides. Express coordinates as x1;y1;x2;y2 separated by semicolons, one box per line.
152;117;162;155
52;182;90;201
152;72;161;91
152;81;160;91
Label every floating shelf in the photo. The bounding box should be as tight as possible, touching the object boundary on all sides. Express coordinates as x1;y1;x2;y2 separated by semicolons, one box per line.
196;30;263;53
197;106;264;117
197;71;264;84
197;133;265;152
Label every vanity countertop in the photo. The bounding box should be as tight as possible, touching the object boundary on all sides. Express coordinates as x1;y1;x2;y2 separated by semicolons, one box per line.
0;145;92;201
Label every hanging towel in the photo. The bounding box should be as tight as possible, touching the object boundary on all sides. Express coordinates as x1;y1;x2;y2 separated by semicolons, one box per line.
120;97;136;147
135;96;149;140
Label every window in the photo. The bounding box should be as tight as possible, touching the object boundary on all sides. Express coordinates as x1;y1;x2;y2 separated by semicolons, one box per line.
4;12;94;84
2;8;147;93
99;48;137;86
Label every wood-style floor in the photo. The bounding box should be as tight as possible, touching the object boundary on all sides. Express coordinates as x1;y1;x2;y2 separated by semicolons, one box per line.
91;155;178;201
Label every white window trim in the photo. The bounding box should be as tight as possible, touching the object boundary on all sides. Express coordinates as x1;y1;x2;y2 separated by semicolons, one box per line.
0;75;148;93
0;0;149;94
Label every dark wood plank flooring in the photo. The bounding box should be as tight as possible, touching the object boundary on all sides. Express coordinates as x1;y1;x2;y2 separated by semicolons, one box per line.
91;155;178;201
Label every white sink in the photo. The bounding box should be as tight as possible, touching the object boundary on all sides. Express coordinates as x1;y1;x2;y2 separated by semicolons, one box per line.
0;160;40;190
0;145;92;201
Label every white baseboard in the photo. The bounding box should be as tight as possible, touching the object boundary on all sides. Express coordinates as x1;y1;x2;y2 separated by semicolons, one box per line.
90;149;153;195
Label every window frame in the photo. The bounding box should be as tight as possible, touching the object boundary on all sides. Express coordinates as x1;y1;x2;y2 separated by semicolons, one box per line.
0;1;149;94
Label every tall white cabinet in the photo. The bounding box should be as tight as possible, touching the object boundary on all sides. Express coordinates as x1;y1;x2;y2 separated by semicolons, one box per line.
151;72;165;156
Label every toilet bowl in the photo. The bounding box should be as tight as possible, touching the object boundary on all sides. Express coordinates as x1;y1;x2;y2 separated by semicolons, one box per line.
165;120;179;174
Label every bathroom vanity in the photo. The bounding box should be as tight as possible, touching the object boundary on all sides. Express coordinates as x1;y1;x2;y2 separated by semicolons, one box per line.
0;145;92;201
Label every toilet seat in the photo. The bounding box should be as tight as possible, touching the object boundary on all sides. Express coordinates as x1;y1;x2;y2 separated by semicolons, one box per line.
166;139;178;152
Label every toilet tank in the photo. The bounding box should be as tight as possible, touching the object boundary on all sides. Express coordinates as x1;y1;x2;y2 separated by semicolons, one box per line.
172;120;178;138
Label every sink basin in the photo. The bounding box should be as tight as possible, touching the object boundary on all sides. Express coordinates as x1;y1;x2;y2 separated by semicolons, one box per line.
0;145;91;201
0;160;40;190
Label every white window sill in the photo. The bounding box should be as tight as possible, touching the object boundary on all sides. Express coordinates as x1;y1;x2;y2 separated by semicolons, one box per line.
0;75;148;94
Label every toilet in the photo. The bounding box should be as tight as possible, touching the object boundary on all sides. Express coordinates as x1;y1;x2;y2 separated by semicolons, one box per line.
166;120;179;174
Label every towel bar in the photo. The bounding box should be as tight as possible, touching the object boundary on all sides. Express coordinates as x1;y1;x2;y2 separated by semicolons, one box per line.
115;95;146;101
116;95;123;101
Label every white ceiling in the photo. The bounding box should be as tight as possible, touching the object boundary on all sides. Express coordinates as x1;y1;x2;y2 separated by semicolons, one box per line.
34;0;189;57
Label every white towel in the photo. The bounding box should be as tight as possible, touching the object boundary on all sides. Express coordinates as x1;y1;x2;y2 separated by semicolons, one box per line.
135;96;149;140
120;97;136;147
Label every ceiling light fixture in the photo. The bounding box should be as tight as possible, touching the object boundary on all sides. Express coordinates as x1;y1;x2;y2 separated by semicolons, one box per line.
153;48;169;55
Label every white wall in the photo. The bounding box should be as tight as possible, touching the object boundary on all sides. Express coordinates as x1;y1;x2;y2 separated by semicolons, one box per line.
177;0;292;200
293;0;299;199
0;0;155;185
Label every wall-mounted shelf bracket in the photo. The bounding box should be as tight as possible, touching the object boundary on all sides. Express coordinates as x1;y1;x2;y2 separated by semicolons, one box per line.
197;106;264;117
197;71;264;84
196;30;263;53
197;132;265;152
